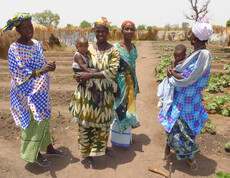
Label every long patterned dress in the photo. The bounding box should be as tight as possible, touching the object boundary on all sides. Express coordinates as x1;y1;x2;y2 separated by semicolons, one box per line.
8;39;52;162
110;43;140;147
69;44;120;157
158;50;211;160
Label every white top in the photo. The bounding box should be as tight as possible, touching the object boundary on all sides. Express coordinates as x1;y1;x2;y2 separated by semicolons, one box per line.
73;51;88;69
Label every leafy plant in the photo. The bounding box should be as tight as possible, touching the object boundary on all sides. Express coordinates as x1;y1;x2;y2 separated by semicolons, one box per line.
158;53;170;59
164;46;174;51
224;63;230;74
201;119;216;134
212;56;225;62
225;142;230;148
216;172;230;178
205;94;230;116
155;56;172;82
58;110;61;117
203;94;214;100
216;147;222;153
205;73;230;93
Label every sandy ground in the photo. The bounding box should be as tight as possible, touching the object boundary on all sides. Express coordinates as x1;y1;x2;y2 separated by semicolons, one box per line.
0;41;230;178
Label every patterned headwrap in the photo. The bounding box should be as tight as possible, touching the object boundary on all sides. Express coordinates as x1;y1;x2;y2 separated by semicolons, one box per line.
121;20;135;29
192;17;213;41
94;16;111;28
3;12;31;32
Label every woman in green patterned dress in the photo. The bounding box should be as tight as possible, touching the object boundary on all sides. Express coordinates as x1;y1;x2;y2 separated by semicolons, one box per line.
69;17;120;168
110;21;140;147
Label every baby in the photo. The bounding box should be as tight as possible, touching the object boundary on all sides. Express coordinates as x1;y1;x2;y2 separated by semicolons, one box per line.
73;36;95;73
157;44;186;107
73;36;104;107
171;44;186;70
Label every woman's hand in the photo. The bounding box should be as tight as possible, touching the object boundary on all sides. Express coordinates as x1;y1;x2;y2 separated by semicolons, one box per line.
48;61;56;71
40;61;56;74
75;73;91;83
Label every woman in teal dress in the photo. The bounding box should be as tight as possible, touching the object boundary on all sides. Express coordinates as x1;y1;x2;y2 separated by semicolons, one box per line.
110;21;140;147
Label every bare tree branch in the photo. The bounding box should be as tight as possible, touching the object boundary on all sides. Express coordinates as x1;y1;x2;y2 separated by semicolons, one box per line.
184;0;211;21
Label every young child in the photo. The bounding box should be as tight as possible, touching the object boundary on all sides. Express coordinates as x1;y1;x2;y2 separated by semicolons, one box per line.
171;44;186;69
73;36;94;73
157;44;186;107
73;36;104;107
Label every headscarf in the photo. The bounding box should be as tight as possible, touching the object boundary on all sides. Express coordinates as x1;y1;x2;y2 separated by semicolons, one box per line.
94;16;111;28
192;17;213;41
121;20;135;29
3;12;31;32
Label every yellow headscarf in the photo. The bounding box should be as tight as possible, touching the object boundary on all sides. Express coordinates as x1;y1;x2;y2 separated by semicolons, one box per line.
3;12;31;32
94;16;111;28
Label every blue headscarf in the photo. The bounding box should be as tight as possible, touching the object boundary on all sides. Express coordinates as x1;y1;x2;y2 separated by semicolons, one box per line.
3;12;31;32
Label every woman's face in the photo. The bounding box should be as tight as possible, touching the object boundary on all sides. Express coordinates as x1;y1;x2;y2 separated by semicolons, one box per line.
122;23;135;40
94;25;109;43
190;33;196;46
16;20;34;42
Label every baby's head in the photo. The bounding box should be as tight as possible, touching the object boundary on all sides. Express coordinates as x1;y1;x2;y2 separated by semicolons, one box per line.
174;44;186;62
75;36;88;54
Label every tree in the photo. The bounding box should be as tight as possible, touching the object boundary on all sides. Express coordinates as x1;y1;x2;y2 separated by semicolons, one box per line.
171;24;180;30
66;24;73;28
226;19;230;27
182;22;190;31
110;25;118;30
136;25;146;31
185;0;211;21
147;26;153;31
164;23;171;31
32;10;60;27
79;20;92;28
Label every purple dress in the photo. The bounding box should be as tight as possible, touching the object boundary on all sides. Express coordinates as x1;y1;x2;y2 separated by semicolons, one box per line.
158;58;210;136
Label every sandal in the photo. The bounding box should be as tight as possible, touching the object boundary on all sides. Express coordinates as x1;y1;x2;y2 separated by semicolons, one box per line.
46;149;66;157
187;159;198;172
35;158;51;167
163;152;171;164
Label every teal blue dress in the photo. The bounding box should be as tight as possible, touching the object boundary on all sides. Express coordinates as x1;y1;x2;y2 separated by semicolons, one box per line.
113;43;140;134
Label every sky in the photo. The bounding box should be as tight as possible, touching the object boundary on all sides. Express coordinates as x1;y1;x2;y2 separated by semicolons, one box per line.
0;0;229;29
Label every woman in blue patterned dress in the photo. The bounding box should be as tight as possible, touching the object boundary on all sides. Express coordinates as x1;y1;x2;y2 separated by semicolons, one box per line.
4;13;64;168
110;21;140;147
158;17;214;172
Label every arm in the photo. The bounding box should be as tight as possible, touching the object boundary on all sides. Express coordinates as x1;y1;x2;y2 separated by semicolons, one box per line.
171;70;183;79
171;59;175;69
29;62;56;79
75;53;92;73
30;41;56;78
75;47;120;83
74;71;105;83
8;43;56;86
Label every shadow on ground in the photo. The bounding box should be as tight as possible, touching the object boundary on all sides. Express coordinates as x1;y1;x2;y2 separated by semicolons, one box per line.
163;152;217;177
94;133;151;170
25;147;79;178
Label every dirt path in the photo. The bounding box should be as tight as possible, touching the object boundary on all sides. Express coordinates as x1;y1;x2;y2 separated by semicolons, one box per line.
0;41;230;178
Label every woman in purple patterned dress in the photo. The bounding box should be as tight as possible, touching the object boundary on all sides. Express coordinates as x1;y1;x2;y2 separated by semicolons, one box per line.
157;17;214;172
